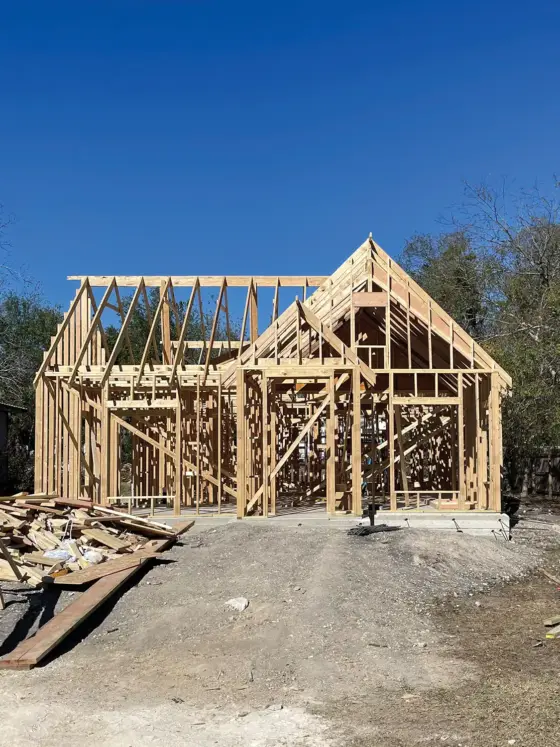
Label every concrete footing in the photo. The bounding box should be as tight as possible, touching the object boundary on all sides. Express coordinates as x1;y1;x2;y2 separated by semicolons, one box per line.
358;510;510;539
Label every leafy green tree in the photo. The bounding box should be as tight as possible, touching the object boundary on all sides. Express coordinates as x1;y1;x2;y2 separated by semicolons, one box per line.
401;231;489;338
401;180;560;496
0;292;62;490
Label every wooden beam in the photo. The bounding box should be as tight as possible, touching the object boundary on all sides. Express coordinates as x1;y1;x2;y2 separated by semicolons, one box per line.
326;373;336;514
69;275;328;288
394;405;409;499
351;368;362;515
236;368;246;517
249;281;258;344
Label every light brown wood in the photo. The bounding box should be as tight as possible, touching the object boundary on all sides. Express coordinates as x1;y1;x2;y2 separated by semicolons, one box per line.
48;551;163;585
35;237;509;519
81;527;132;552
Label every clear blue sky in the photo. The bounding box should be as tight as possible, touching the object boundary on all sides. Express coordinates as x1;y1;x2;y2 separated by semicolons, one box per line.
1;0;559;307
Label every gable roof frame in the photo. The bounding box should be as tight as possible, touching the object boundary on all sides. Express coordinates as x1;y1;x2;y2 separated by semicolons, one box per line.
222;236;511;389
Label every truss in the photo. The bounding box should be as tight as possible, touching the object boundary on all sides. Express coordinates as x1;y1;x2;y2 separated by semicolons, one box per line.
34;237;510;517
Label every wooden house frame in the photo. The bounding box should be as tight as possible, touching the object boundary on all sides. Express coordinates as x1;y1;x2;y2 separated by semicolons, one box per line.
34;237;511;518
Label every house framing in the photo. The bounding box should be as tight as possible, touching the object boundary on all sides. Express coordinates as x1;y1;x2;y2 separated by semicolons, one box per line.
34;237;511;519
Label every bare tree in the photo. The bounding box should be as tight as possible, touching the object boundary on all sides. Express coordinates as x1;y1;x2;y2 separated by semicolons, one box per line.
402;178;560;496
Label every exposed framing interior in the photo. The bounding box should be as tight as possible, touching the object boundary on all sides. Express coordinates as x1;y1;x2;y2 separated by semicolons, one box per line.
34;237;511;518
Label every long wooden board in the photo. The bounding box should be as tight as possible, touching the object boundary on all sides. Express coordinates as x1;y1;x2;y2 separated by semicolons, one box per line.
0;520;193;670
80;527;132;551
47;551;163;586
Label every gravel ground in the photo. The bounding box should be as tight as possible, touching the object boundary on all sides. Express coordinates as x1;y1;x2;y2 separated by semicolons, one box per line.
0;519;559;746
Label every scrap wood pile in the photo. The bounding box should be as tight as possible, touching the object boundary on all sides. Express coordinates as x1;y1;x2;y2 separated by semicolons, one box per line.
0;494;193;670
0;492;186;588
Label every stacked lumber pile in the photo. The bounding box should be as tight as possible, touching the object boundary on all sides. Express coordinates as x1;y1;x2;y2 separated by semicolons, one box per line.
0;493;183;588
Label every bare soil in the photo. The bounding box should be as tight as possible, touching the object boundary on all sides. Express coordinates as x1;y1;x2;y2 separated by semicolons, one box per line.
0;516;559;746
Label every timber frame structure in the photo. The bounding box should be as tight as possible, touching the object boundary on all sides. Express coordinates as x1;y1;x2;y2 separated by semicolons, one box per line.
34;237;511;518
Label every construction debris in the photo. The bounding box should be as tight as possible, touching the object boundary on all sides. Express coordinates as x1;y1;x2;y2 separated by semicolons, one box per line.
225;597;249;612
0;494;194;670
0;492;186;588
348;524;401;536
545;623;560;639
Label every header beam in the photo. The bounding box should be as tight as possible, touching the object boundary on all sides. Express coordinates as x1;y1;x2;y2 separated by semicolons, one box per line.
68;275;328;288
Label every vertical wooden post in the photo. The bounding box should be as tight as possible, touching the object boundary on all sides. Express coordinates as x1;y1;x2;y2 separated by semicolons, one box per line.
62;320;69;499
457;372;466;509
74;385;82;498
449;321;454;368
34;380;44;493
370;395;377;504
395;405;409;503
100;385;110;505
196;374;201;514
174;390;182;515
270;379;277;515
388;373;396;510
475;373;484;508
488;372;501;512
110;411;119;498
160;279;171;365
249;283;258;344
262;372;269;517
45;380;53;495
217;377;222;514
351;368;362;515
326;373;336;515
236;368;246;518
385;299;391;369
160;279;172;506
406;288;412;369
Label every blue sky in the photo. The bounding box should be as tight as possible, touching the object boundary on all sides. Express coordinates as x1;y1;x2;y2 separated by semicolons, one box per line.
1;0;559;307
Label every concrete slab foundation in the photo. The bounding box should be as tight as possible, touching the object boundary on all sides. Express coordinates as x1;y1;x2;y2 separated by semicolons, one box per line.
152;509;510;538
358;510;511;539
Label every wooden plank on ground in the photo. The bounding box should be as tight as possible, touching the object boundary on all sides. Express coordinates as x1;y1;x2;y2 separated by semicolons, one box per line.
0;521;194;670
0;509;26;529
19;552;62;567
90;504;176;532
53;498;93;510
81;527;132;552
83;516;125;526
116;519;177;538
0;537;23;581
47;551;163;586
